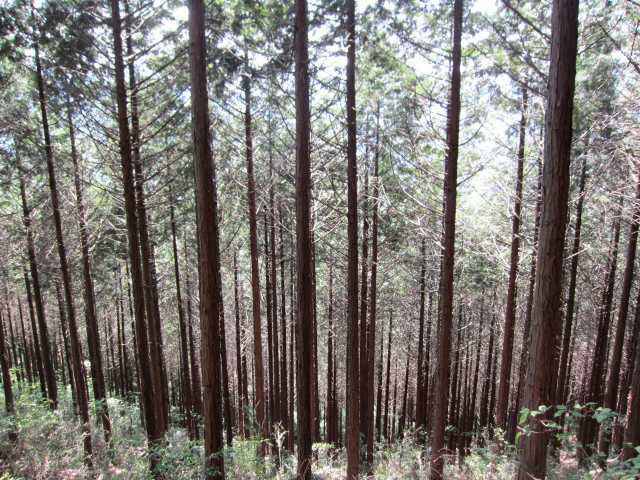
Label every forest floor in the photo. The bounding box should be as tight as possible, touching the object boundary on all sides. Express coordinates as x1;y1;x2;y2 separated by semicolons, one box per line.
0;387;634;479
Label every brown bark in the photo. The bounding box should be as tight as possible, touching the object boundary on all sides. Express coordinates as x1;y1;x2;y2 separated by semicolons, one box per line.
345;0;360;477
233;252;245;437
184;237;202;423
415;238;428;439
0;310;15;416
170;197;194;439
17;298;33;384
517;0;579;476
242;62;267;444
480;311;496;431
67;102;111;443
278;208;289;449
359;170;370;443
124;0;168;433
295;0;314;475
496;86;527;428
622;318;640;461
556;156;587;403
109;0;163;472
18;168;55;407
430;1;462;476
188;0;226;475
268;157;281;433
383;312;393;441
264;212;275;432
325;260;337;445
599;171;640;456
366;120;381;466
375;320;384;443
34;32;92;459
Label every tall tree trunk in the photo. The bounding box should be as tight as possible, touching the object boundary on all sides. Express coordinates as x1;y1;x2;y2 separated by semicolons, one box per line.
170;197;194;439
517;0;579;476
242;60;267;445
415;238;428;440
17;298;33;384
366;119;381;466
34;35;92;459
264;212;275;433
613;286;640;450
430;1;462;476
184;237;203;424
279;208;289;449
325;260;337;444
188;0;226;475
67;102;111;443
345;0;360;477
556;156;587;403
515;157;543;408
233;253;245;437
622;316;640;461
495;85;527;428
375;320;384;443
268;157;281;435
358;170;370;443
294;0;314;475
109;0;163;472
383;312;393;441
599;172;640;457
124;0;168;433
18;170;55;407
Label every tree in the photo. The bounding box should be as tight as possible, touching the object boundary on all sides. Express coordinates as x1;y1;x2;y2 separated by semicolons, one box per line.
430;0;463;477
517;0;579;477
294;0;314;477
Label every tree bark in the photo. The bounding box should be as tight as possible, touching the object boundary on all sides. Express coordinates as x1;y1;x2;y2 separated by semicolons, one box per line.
430;1;462;476
496;86;527;428
294;0;314;475
517;1;579;476
345;0;360;477
188;0;226;476
109;0;163;472
599;171;640;457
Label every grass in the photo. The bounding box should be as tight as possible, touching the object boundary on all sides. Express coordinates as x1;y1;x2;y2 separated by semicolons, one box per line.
0;380;638;478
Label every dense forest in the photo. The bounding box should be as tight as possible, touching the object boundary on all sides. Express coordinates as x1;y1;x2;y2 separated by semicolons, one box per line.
0;0;639;478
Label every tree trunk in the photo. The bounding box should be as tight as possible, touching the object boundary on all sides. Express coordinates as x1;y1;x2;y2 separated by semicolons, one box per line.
18;169;55;407
517;1;579;476
170;197;194;439
366;118;381;466
622;320;640;461
242;60;267;446
17;298;33;384
188;0;226;475
496;85;527;428
556;156;587;403
294;0;314;475
383;312;393;442
430;1;462;476
109;0;163;472
345;1;360;477
67;102;111;443
279;208;290;449
415;238;428;440
233;252;245;437
326;260;337;444
34;33;92;459
375;320;384;443
599;171;640;457
359;170;370;444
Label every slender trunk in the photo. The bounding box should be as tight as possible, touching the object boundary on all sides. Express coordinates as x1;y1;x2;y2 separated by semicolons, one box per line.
34;34;91;458
171;198;194;439
242;64;267;444
67;102;111;442
415;238;428;439
366;120;381;466
184;238;203;422
383;312;393;441
496;86;527;428
18;170;55;407
599;172;640;456
622;316;640;461
345;1;360;477
188;0;226;475
233;253;245;437
295;0;314;475
278;208;289;449
515;156;543;407
124;0;168;433
109;0;162;472
517;1;579;476
556;156;587;403
268;156;280;434
17;298;33;383
264;212;275;432
375;320;384;443
430;2;462;476
326;260;336;444
399;350;411;436
359;170;370;443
